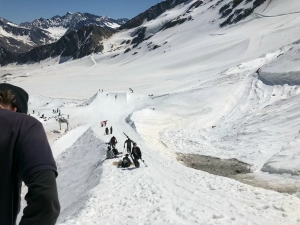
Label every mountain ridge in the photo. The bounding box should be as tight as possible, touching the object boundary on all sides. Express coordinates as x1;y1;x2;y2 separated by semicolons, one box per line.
0;25;114;66
0;0;276;66
20;12;128;31
0;12;128;54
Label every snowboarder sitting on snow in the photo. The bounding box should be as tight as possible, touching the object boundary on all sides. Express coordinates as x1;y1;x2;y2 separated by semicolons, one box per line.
124;138;133;154
118;154;132;168
110;136;117;147
112;147;120;155
106;145;115;159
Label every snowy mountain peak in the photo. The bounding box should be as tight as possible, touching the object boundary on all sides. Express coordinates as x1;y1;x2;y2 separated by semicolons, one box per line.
20;12;129;31
0;17;54;53
0;12;129;53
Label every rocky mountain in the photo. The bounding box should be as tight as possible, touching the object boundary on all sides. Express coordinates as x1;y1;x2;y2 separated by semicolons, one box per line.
21;12;128;32
119;0;268;31
0;0;270;66
0;13;128;54
0;18;55;53
118;0;269;51
0;25;114;66
217;0;267;27
119;0;190;30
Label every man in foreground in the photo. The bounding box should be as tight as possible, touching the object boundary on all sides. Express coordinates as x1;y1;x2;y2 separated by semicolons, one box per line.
0;83;60;225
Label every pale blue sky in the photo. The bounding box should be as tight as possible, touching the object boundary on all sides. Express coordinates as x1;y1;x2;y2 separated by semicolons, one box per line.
0;0;163;24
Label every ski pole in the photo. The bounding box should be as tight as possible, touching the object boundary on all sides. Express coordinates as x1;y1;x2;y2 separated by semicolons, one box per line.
138;157;147;167
141;160;148;167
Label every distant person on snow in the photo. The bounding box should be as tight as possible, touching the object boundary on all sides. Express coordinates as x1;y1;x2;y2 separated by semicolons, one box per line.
0;83;60;225
132;143;142;161
110;136;117;147
106;145;115;159
124;138;133;154
101;120;106;127
110;126;113;134
105;127;109;135
112;147;120;155
132;142;142;168
118;154;132;168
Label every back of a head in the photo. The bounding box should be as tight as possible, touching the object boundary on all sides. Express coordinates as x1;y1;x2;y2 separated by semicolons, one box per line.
0;83;28;114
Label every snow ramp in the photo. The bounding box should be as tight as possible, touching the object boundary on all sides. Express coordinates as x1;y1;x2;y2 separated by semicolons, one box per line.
56;128;107;223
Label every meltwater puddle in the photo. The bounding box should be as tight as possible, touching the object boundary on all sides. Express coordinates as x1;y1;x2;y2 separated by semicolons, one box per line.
177;153;300;196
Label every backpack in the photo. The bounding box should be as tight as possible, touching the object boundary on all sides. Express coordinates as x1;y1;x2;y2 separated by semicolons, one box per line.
106;149;114;159
122;158;131;167
112;148;119;155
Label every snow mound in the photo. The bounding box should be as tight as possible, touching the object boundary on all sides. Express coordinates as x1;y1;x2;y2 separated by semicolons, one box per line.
56;128;107;223
259;44;300;85
79;92;99;106
262;134;300;176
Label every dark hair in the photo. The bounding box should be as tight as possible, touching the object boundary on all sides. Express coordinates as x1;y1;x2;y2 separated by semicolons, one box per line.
0;83;29;113
0;90;17;108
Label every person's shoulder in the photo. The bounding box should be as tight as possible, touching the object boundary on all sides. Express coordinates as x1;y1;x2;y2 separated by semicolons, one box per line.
0;108;42;129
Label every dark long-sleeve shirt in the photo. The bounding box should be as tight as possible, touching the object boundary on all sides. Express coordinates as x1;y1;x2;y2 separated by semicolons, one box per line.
132;147;142;159
0;108;59;225
124;139;132;150
20;170;60;225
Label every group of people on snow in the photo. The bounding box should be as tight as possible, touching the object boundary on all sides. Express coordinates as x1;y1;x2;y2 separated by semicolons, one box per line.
119;138;143;168
101;120;113;135
106;135;143;168
0;82;146;225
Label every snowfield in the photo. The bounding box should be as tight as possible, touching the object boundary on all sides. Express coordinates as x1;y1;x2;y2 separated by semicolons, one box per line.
2;0;300;224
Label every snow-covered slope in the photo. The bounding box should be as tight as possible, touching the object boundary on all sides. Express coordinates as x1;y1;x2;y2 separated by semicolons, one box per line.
259;43;300;85
2;0;300;224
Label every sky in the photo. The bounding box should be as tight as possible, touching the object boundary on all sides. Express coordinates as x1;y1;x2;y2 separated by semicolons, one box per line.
0;0;163;24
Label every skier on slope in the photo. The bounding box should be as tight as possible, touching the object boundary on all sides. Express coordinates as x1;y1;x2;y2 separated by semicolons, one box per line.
132;142;143;168
110;136;117;148
132;143;142;161
124;138;133;154
0;83;60;225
